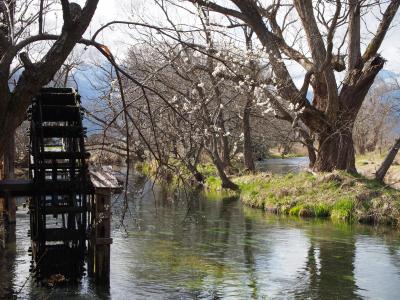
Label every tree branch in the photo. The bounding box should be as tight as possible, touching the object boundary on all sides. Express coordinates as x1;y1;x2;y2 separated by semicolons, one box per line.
60;0;72;29
188;0;247;22
348;0;361;70
363;0;400;62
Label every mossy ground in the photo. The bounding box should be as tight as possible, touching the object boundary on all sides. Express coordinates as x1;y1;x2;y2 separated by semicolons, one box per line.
235;171;400;226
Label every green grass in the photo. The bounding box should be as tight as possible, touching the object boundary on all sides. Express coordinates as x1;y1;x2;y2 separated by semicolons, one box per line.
204;176;222;191
331;197;354;221
140;157;400;227
198;164;218;178
235;171;400;226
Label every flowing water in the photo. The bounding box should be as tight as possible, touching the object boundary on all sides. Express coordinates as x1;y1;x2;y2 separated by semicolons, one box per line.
1;161;400;299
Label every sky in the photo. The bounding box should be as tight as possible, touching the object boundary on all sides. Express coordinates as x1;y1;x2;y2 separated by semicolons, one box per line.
84;1;400;69
60;0;400;96
57;0;400;133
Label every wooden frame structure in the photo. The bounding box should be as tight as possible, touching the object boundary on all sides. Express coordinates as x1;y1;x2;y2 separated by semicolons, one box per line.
0;88;122;285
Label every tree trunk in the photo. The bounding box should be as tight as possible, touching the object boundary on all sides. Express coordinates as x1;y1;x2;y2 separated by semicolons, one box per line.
313;125;357;174
243;98;255;172
209;140;238;190
304;136;316;168
310;55;385;173
221;134;231;169
375;137;400;183
213;155;238;190
217;112;231;170
358;144;366;155
0;0;99;158
187;163;204;183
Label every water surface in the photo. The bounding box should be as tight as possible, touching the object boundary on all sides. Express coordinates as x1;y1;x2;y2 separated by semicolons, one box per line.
256;157;309;174
1;175;400;299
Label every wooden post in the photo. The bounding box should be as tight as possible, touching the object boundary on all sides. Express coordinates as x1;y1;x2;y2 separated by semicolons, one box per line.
89;188;112;285
0;156;4;248
0;198;4;249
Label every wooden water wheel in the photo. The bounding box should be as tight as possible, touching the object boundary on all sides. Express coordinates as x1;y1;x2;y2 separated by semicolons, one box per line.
28;87;93;280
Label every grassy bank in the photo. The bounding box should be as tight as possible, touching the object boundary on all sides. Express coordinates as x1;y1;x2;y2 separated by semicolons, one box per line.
356;151;400;189
235;171;400;226
140;159;400;227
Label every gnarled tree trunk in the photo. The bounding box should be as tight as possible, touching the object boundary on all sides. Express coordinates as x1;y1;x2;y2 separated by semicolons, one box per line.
311;55;385;173
314;125;356;173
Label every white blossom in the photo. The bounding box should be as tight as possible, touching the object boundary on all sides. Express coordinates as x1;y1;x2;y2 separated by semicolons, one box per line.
212;62;227;77
239;132;244;141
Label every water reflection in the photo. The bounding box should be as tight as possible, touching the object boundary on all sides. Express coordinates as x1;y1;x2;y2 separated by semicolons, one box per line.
1;175;400;299
303;225;360;299
0;224;16;298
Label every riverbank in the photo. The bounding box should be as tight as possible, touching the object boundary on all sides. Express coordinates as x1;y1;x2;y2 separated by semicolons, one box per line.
233;171;400;226
356;151;400;189
142;159;400;226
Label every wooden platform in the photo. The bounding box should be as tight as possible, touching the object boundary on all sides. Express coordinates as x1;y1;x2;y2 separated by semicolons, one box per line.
0;179;94;197
0;179;34;197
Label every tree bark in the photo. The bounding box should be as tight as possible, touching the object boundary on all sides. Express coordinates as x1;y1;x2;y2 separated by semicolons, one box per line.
187;163;204;183
243;97;255;172
302;134;316;168
375;137;400;183
311;55;385;173
209;137;238;190
216;112;231;170
213;154;238;190
314;126;356;173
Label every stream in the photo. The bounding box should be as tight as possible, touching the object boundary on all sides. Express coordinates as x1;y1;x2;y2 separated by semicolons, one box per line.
1;158;400;299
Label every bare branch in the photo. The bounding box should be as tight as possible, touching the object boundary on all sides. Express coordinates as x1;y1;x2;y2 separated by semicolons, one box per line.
363;0;400;62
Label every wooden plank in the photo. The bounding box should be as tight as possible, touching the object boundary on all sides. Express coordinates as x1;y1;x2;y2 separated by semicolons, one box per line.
44;206;87;215
38;105;81;122
44;228;84;241
30;163;81;170
0;179;93;197
38;93;77;106
0;179;34;197
39;87;74;94
41;151;90;160
40;126;82;138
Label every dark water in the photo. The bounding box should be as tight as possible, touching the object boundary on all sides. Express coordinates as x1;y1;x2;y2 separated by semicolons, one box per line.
256;157;309;174
1;173;400;299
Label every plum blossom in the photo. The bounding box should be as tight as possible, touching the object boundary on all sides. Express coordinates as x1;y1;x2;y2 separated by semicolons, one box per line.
212;62;227;77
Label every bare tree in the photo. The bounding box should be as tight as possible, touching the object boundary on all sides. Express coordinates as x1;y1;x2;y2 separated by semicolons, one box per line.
0;0;99;157
354;77;400;154
188;0;400;173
